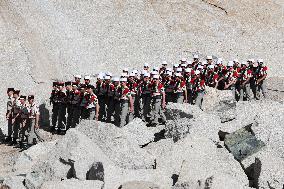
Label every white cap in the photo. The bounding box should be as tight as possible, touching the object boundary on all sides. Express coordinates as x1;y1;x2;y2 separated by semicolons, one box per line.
195;70;201;75
257;59;264;63
98;74;104;79
187;61;192;65
227;61;234;67
202;61;208;65
123;68;128;72
120;78;127;82
75;75;82;79
153;74;160;79
185;68;192;73
176;67;182;72
193;54;199;59
144;63;149;67
206;55;213;60
132;70;138;74
162;61;167;65
166;67;172;71
181;58;187;62
84;75;91;80
151;71;158;75
233;59;239;63
153;67;159;71
121;72;128;77
141;70;148;75
106;72;112;76
241;61;247;65
181;63;186;67
197;65;203;69
144;73;150;77
217;58;223;64
129;73;135;77
208;65;215;69
174;64;179;68
113;77;120;82
175;72;182;77
104;75;111;80
248;59;255;62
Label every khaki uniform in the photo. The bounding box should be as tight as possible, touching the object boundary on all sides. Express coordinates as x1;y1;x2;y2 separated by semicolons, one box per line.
150;83;166;125
27;102;40;145
12;97;21;141
141;81;152;122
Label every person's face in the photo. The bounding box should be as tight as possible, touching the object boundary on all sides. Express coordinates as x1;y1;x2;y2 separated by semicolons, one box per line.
8;91;13;96
193;58;199;62
153;78;159;84
85;79;90;84
105;79;110;84
207;59;212;64
13;93;19;98
28;99;34;104
75;78;80;83
121;81;126;86
66;85;71;90
144;66;149;70
129;76;134;82
72;86;78;91
144;77;149;82
59;86;64;91
20;99;25;105
162;64;167;68
114;81;120;86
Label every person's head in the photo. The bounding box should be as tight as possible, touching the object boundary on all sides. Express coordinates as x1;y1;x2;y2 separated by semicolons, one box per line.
247;59;254;66
7;88;14;97
195;70;201;78
72;82;78;91
257;59;264;67
86;85;94;94
193;54;199;62
80;84;86;92
74;75;81;83
152;75;160;84
13;90;20;98
19;95;26;105
161;61;167;68
128;73;135;82
65;81;72;91
52;82;58;90
113;77;120;86
57;82;65;91
28;95;34;104
187;61;192;68
206;56;213;64
104;76;111;84
233;59;239;67
175;72;182;80
241;62;247;68
84;75;91;85
120;78;127;86
227;61;234;68
143;73;150;82
143;63;149;71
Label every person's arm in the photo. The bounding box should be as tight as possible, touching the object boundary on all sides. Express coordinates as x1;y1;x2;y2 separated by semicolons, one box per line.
162;92;166;109
184;87;188;103
129;96;134;112
257;74;267;84
95;103;100;121
35;113;40;128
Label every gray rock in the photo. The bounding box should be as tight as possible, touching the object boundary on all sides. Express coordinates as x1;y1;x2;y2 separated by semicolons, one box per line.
76;120;156;169
40;179;104;189
119;181;160;189
2;175;26;189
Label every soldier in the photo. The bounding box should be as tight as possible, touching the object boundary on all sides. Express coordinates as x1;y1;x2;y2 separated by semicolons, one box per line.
27;95;40;146
74;75;82;87
5;88;14;142
149;74;166;127
113;77;121;126
104;75;114;122
127;73;138;121
191;70;206;109
118;78;134;127
184;68;193;104
95;74;106;121
55;82;67;134
140;72;152;122
159;61;168;76
163;71;175;104
206;56;213;65
224;61;238;98
17;96;30;148
206;65;219;88
173;73;187;103
65;81;73;130
180;58;187;67
70;82;82;127
255;59;268;99
11;90;21;145
84;75;91;85
85;85;100;120
50;82;59;132
79;84;89;119
239;62;252;101
192;54;199;69
143;63;150;72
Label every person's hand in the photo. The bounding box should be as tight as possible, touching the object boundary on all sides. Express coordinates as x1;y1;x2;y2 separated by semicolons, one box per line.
130;107;134;113
35;124;39;129
95;114;99;121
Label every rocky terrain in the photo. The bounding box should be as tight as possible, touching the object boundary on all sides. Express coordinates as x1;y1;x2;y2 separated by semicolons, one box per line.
0;0;283;188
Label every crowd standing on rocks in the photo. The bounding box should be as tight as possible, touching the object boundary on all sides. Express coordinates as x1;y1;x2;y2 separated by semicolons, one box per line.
5;55;268;148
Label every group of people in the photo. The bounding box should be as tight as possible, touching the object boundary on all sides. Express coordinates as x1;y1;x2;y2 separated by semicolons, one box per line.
49;55;268;134
4;55;268;147
5;88;40;148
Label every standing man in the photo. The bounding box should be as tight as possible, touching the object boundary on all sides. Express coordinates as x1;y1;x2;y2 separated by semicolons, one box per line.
173;73;187;103
50;82;59;133
18;96;29;148
239;62;252;101
191;70;206;109
127;73;138;121
140;73;152;122
85;85;100;120
255;59;268;99
65;81;73;130
95;75;106;121
118;78;134;127
27;95;40;146
11;90;21;145
5;88;14;142
149;75;166;127
55;82;67;134
70;82;82;127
